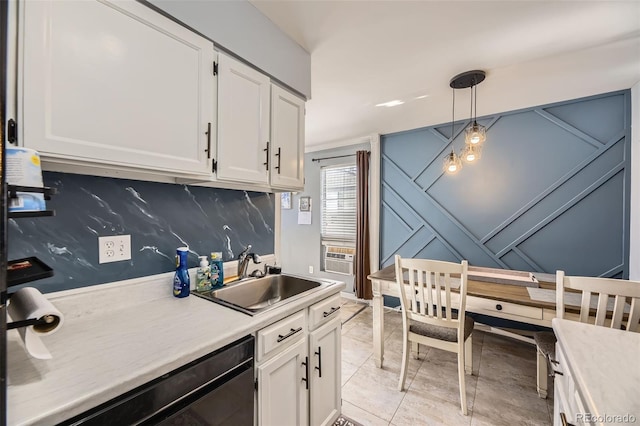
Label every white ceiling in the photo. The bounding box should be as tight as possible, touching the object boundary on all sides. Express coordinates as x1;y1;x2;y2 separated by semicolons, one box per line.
250;1;640;149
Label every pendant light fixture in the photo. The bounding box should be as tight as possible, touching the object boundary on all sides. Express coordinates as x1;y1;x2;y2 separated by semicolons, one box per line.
444;70;487;175
443;85;462;174
464;82;486;145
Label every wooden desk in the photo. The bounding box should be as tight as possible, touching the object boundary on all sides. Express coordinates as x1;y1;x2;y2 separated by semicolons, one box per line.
368;264;557;369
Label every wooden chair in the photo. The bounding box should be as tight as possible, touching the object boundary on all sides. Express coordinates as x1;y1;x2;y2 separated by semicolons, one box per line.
394;255;474;415
534;270;640;398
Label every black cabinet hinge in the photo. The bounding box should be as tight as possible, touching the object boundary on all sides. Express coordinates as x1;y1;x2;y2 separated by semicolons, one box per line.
213;62;218;76
7;118;17;144
254;378;258;391
212;158;218;174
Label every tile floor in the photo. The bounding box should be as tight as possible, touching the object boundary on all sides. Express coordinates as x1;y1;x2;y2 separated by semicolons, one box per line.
338;298;554;426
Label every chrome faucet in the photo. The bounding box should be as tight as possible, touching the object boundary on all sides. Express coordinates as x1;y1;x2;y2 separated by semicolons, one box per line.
237;245;261;279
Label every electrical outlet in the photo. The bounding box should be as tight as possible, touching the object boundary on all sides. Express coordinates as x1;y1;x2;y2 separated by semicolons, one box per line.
308;265;314;274
99;235;131;264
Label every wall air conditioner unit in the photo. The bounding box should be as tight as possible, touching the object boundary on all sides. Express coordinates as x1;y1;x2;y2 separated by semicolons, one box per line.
324;245;355;275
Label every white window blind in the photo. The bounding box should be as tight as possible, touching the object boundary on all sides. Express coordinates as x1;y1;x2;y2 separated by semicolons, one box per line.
321;164;357;241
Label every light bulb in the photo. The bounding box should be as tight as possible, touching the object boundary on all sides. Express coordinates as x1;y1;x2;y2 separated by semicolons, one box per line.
465;122;486;145
443;150;462;174
461;144;482;164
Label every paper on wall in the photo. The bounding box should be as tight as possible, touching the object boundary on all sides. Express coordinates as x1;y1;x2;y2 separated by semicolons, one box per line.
298;211;312;225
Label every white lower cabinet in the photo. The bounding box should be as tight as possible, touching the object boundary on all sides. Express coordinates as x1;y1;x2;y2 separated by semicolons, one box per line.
553;341;589;426
309;317;342;426
257;338;309;426
256;294;342;426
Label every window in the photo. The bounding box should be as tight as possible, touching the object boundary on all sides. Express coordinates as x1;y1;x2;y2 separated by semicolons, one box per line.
321;164;357;241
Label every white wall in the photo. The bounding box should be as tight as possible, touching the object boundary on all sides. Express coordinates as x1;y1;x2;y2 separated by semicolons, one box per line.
280;142;371;293
630;81;640;280
147;0;311;98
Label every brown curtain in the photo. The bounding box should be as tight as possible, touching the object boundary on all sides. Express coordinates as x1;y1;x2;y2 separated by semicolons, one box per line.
355;150;372;299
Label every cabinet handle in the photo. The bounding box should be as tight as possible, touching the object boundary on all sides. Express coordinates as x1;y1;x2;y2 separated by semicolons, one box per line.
301;356;309;390
545;354;563;377
277;327;302;342
7;119;17;144
264;142;269;171
560;412;574;426
205;122;212;159
495;304;502;311
275;147;281;174
314;346;322;378
323;306;341;318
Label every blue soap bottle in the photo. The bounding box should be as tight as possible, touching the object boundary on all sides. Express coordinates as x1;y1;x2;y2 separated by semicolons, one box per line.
173;247;190;298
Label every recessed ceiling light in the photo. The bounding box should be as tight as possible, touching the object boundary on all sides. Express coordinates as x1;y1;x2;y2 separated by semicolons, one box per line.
375;100;404;108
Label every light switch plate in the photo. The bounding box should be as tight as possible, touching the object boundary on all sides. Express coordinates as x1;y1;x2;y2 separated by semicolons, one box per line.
99;235;131;264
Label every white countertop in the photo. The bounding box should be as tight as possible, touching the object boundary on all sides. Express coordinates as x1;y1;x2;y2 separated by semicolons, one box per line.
552;318;640;420
7;273;345;425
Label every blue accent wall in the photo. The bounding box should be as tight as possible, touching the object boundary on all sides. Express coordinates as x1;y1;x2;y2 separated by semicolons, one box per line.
9;172;275;293
381;90;631;278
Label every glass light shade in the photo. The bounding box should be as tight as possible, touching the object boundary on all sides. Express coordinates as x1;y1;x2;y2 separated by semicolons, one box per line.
465;121;486;145
461;144;482;164
443;151;462;174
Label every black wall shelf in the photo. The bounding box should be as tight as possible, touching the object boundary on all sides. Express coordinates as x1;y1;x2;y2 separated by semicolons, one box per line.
7;256;54;287
5;185;56;288
7;185;56;219
8;210;54;219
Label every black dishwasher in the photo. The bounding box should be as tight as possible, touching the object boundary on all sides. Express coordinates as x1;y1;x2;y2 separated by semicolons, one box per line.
62;335;254;426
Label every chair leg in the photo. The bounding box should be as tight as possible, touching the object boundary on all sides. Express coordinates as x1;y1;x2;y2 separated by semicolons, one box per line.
411;341;420;359
536;347;548;399
398;335;410;391
464;336;473;375
457;348;468;415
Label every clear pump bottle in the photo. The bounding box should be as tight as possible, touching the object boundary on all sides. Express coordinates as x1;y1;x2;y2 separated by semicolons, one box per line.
196;255;212;292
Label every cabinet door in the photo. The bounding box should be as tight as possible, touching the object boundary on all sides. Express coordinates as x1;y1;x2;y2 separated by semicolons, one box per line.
309;317;341;426
20;0;214;175
270;85;305;190
217;53;270;184
257;338;309;426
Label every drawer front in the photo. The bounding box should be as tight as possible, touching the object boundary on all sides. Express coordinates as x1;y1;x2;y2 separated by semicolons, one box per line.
308;294;342;331
257;310;306;362
468;296;543;320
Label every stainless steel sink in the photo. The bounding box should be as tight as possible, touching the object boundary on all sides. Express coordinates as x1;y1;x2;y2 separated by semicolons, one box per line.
194;274;333;315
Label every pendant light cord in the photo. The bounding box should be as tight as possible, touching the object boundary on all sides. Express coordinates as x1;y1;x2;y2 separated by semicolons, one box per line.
474;84;478;124
469;85;473;126
451;88;456;144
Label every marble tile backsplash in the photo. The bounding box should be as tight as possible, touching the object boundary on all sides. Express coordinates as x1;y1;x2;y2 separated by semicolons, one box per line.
8;172;275;293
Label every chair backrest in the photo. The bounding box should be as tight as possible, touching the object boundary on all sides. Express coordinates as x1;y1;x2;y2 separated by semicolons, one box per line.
556;270;640;332
394;255;468;332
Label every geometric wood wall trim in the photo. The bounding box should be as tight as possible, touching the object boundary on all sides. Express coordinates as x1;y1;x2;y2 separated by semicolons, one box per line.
380;90;631;278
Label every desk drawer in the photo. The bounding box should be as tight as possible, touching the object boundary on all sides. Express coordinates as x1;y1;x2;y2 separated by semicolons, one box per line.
257;310;306;362
469;297;543;320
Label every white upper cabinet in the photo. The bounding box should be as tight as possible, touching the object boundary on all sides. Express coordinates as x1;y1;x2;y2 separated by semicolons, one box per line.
18;0;215;176
216;52;270;185
270;85;305;190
